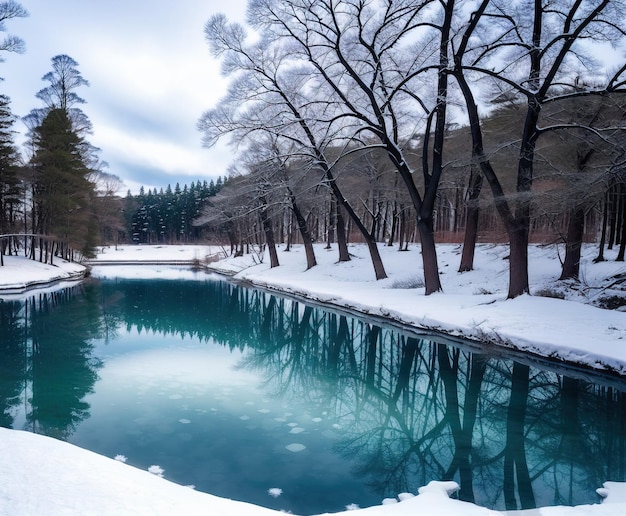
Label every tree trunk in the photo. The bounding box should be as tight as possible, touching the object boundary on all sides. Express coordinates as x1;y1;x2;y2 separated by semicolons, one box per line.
398;206;406;251
595;191;609;263
608;184;618;249
617;187;626;261
326;192;336;249
560;206;585;280
290;197;317;270
417;217;442;294
326;174;386;279
387;203;397;247
259;200;279;268
381;201;389;243
508;221;530;298
365;239;386;281
459;167;483;272
336;202;350;262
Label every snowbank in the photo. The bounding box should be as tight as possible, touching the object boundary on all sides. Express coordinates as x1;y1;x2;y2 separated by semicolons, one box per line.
2;426;625;516
0;255;85;295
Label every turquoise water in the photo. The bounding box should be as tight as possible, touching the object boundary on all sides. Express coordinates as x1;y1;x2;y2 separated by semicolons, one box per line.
1;273;625;514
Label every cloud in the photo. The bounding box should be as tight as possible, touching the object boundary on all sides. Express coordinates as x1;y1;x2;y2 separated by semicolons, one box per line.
0;0;248;193
96;124;208;177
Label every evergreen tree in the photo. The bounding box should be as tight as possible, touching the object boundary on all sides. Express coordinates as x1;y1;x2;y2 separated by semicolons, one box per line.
31;108;97;257
24;54;103;258
123;178;224;243
0;94;21;238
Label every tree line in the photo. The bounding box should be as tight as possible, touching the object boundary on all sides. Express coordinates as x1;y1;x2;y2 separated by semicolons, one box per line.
197;0;626;298
121;178;226;244
0;2;227;265
0;49;127;264
1;0;625;300
0;1;113;263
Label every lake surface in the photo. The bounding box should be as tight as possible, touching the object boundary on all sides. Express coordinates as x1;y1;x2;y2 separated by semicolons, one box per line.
1;270;625;514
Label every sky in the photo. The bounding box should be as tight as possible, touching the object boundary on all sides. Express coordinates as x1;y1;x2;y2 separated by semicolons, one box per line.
0;0;248;194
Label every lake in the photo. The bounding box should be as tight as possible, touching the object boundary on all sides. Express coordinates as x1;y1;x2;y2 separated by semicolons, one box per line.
1;270;625;514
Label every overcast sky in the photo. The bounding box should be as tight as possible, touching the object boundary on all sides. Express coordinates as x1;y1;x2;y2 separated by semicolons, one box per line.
0;0;248;194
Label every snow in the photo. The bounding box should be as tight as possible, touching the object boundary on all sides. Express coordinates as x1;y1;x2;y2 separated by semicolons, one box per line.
88;244;223;264
204;242;626;375
268;487;283;498
1;424;625;516
0;241;625;515
0;254;85;295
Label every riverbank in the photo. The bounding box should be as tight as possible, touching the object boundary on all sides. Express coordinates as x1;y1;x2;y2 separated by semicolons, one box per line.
0;254;86;295
203;242;626;376
0;245;219;295
3;242;625;373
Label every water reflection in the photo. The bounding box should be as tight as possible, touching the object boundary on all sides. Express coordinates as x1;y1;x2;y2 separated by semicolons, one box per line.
1;289;102;438
1;276;625;513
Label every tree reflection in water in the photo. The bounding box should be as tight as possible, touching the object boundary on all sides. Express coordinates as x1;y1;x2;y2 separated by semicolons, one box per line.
1;287;103;439
1;277;625;511
224;283;626;510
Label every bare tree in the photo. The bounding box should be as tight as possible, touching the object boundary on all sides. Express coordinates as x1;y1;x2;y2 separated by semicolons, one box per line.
199;13;388;278
451;0;626;297
0;1;27;60
248;0;457;293
90;169;125;247
35;54;89;110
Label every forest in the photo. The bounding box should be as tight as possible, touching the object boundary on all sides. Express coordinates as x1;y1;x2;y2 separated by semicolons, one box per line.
0;0;625;301
197;0;626;298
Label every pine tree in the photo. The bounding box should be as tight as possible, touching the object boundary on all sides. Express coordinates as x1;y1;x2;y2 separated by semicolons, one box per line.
0;95;22;239
31;108;97;258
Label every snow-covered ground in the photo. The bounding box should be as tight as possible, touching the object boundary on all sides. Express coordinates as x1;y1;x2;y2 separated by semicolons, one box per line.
0;254;85;294
204;242;626;375
1;241;625;515
9;420;626;516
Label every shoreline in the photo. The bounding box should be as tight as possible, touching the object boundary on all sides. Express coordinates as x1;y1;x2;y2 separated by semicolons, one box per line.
3;243;626;379
224;273;626;389
0;274;86;296
0;260;87;296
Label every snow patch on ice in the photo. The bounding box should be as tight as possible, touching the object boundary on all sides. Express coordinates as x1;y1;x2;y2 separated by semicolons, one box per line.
148;465;164;478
